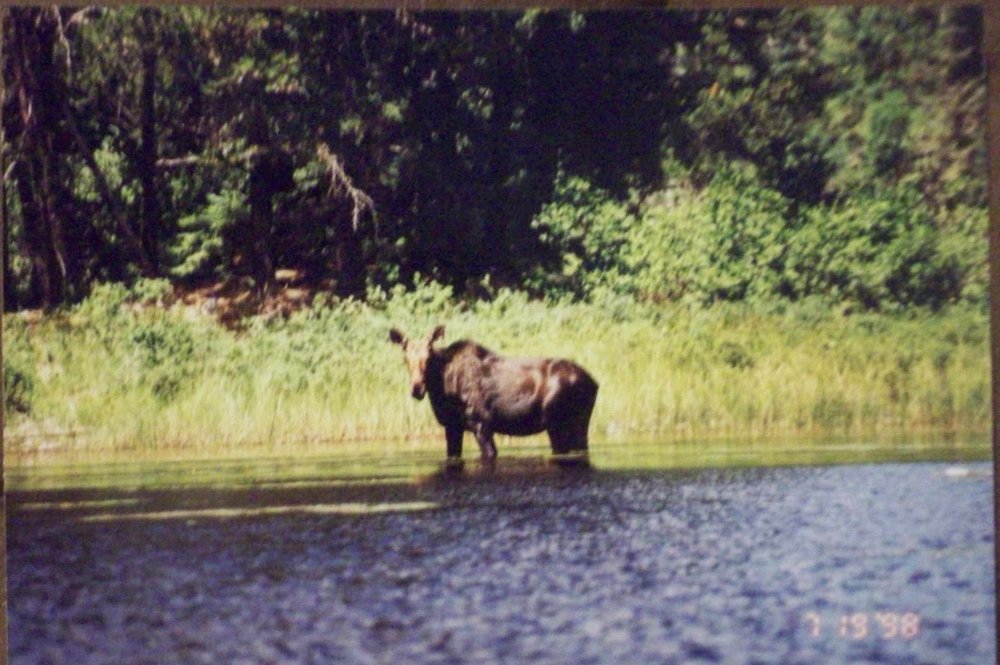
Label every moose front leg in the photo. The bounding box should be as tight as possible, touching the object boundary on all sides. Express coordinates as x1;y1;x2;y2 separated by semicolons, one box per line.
473;423;498;459
445;425;463;458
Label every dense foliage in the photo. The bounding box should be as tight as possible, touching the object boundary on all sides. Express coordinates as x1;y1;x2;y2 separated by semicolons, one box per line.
2;6;987;312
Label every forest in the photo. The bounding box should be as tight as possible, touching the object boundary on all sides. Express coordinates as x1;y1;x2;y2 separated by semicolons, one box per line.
2;6;991;453
2;5;988;310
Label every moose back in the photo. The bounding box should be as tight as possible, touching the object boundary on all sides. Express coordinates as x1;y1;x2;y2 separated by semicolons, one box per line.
389;326;598;458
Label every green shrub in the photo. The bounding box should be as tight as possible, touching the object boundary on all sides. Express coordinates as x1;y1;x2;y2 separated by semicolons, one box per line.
2;317;37;415
786;186;965;309
129;316;201;401
128;278;174;305
75;281;133;322
528;175;637;300
627;168;792;304
4;358;36;414
625;169;985;312
936;205;989;304
168;188;249;280
621;185;704;302
865;91;912;178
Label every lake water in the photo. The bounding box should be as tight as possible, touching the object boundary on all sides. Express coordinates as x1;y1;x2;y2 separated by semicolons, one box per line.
5;438;995;665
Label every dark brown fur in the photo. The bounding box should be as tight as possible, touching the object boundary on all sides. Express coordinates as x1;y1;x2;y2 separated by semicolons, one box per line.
389;326;598;458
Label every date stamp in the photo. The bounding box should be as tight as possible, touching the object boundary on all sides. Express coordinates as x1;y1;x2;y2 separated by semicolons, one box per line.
803;611;921;640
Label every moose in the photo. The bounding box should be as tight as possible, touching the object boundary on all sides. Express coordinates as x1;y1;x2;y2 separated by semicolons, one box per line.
389;326;598;459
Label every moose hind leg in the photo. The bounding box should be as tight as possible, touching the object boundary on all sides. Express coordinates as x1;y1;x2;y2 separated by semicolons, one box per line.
547;381;597;454
547;428;573;455
548;418;589;454
473;423;498;459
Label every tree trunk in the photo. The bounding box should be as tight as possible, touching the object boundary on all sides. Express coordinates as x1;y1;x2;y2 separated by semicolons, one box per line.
6;7;156;307
7;8;68;307
13;157;59;306
2;167;11;309
139;41;159;272
1;7;13;310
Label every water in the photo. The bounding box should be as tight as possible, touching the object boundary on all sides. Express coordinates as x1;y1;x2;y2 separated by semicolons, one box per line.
5;440;995;665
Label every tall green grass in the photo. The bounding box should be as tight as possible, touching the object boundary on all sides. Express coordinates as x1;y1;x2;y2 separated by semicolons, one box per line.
3;282;990;460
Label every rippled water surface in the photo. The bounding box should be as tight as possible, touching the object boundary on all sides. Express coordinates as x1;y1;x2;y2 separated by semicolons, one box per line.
6;440;995;665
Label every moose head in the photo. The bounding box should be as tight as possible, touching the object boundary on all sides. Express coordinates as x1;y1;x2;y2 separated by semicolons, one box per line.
388;325;445;400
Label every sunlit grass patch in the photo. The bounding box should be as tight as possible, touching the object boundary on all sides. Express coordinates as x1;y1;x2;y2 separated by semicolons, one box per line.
3;282;990;463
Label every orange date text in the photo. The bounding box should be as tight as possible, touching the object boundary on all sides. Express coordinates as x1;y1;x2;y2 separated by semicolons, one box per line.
802;612;920;640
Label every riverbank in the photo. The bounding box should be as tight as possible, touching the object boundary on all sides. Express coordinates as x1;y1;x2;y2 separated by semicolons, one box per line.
4;280;991;461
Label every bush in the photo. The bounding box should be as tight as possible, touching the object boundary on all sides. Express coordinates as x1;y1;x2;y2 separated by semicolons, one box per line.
128;278;174;305
626;167;792;304
4;358;36;414
168;188;249;280
534;167;984;313
75;281;133;322
786;186;967;309
936;205;989;304
865;91;912;178
527;175;637;300
2;316;36;414
129;316;201;401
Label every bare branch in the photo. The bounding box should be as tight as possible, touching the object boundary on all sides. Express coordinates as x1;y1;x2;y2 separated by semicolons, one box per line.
155;146;263;170
64;7;97;30
317;144;376;233
52;8;71;70
156;155;206;169
3;158;18;184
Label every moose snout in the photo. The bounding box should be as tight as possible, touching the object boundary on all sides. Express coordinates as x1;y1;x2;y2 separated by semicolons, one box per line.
411;384;426;400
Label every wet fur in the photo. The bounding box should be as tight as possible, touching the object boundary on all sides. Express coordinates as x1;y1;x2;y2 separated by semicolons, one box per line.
393;331;598;458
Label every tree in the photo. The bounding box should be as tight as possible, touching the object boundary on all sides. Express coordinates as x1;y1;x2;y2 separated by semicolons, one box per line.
0;6;987;310
680;9;836;204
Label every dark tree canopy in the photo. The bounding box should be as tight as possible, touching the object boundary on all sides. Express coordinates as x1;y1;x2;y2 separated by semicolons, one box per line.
1;6;987;310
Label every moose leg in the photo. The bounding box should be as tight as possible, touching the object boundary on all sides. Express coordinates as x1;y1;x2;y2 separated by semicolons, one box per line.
473;423;498;459
547;380;597;454
445;425;463;458
548;426;584;454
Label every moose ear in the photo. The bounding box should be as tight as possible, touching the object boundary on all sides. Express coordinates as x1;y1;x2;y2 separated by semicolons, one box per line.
430;325;445;345
389;328;407;346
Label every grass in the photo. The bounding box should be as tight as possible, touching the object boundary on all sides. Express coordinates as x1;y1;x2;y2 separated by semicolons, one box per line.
3;281;991;464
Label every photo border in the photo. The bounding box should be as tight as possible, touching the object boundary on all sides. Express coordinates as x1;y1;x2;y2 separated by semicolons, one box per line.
0;0;996;661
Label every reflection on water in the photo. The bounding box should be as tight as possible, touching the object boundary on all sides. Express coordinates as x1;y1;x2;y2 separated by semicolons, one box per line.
79;501;440;522
17;498;143;511
4;433;990;492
